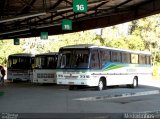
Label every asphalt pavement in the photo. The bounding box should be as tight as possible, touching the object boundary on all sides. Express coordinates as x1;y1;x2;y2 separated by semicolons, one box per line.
0;79;160;119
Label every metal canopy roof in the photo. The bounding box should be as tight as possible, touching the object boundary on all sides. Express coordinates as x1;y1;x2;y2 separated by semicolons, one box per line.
0;0;160;39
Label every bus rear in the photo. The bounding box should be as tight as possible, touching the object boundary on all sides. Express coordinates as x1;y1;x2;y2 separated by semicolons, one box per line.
7;53;35;82
33;52;58;84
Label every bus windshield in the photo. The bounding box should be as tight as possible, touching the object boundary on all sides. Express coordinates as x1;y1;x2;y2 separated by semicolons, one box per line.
8;57;33;69
57;49;89;69
35;55;57;69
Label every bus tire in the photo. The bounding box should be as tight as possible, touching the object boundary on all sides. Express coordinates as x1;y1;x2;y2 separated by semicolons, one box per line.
13;80;18;83
97;79;106;91
131;77;138;88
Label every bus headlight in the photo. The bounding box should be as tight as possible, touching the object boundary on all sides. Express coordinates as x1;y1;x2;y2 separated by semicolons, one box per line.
80;75;90;79
80;75;85;78
57;74;63;78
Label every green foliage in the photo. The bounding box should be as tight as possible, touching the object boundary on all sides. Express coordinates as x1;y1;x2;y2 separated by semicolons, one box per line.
0;40;23;65
126;35;145;50
58;30;101;46
127;14;160;65
105;37;128;49
152;66;159;78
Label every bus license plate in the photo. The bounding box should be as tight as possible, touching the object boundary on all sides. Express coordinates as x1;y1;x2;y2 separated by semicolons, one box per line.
69;82;74;85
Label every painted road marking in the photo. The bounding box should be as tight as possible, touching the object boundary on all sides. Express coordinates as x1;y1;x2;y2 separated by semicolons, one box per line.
74;90;160;101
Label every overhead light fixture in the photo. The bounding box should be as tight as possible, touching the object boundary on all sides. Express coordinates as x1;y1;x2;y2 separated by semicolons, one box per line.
57;8;72;12
37;23;60;29
0;28;30;35
8;33;31;38
0;12;47;23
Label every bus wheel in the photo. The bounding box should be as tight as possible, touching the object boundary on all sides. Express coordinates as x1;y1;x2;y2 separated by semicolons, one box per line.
131;77;138;88
13;80;18;83
97;79;105;91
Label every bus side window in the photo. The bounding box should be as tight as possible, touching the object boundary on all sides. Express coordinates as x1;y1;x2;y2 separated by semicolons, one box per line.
111;51;121;62
61;55;66;68
31;58;35;69
90;50;100;69
131;54;138;64
139;55;146;64
122;53;130;63
146;55;151;64
100;49;110;67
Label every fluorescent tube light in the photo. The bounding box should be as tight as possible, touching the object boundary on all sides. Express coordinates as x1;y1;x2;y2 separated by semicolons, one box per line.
0;12;47;23
0;28;29;35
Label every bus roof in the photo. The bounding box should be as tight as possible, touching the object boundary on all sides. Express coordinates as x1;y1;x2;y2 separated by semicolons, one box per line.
8;53;35;57
60;44;151;55
60;44;96;49
35;52;58;56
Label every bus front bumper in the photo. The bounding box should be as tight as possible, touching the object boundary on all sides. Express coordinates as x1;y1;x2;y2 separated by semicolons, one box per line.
57;78;97;87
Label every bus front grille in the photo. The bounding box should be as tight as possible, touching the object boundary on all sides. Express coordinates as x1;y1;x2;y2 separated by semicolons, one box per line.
37;73;55;78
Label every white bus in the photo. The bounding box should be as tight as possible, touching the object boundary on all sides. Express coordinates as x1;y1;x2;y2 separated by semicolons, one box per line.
7;53;35;82
56;44;152;90
33;52;58;84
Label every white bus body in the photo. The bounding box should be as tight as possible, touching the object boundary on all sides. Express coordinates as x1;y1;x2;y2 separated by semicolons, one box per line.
56;44;152;90
33;52;58;84
7;53;35;82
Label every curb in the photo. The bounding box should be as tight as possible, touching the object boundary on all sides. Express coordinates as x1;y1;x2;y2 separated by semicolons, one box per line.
74;90;160;101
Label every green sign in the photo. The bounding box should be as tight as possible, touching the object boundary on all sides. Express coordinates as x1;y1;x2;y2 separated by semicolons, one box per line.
73;0;87;13
14;38;20;45
62;19;72;30
41;32;48;39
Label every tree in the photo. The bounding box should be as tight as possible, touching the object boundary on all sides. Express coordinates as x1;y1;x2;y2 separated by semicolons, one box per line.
126;35;145;51
0;40;23;65
129;14;160;65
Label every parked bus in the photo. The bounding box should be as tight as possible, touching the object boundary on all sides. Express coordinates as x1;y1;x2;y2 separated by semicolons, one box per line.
56;44;152;90
33;52;58;84
7;53;35;82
